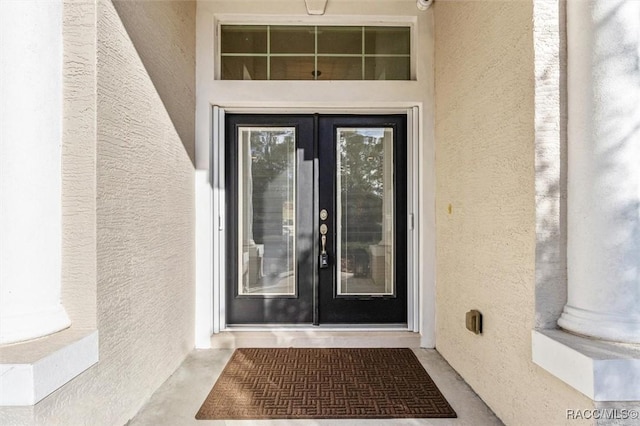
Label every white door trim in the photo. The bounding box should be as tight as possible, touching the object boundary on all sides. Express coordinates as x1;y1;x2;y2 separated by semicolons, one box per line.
196;105;433;347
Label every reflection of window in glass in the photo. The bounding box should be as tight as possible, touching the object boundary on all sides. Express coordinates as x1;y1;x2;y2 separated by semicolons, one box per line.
336;128;394;296
220;25;411;80
238;127;296;296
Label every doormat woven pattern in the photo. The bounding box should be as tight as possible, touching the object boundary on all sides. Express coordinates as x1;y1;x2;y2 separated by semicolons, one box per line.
195;348;457;419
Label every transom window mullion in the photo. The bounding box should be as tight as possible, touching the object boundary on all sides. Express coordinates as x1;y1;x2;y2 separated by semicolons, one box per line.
314;26;318;80
220;54;410;57
267;25;271;80
361;27;365;80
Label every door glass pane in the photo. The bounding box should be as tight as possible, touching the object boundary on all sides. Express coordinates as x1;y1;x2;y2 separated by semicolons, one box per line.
364;56;410;80
316;56;362;80
364;27;410;55
317;26;362;54
270;56;315;80
221;56;267;80
271;26;315;54
221;25;267;54
238;127;296;296
336;128;394;296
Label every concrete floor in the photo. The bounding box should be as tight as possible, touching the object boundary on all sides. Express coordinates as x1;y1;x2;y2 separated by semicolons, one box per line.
130;348;503;426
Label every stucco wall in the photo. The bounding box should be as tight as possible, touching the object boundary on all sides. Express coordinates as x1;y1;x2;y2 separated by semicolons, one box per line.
93;0;196;422
62;0;97;330
434;1;593;425
1;1;196;424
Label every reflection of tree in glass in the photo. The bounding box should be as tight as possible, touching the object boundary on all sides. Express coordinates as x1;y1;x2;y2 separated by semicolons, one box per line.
250;130;295;245
340;131;384;248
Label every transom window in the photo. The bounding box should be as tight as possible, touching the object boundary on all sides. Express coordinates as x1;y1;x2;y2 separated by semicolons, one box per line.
220;25;411;80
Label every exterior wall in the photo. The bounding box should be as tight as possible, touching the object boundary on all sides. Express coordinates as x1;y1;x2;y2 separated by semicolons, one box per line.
92;1;196;422
62;0;97;329
0;1;196;424
434;1;594;425
533;0;568;331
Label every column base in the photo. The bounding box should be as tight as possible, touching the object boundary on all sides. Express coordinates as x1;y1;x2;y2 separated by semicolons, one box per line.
558;304;640;344
0;329;98;405
532;329;640;401
0;304;71;345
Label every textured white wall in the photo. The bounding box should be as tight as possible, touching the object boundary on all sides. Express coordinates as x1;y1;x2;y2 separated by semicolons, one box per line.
533;0;568;331
62;0;97;329
0;1;196;424
93;0;196;420
434;1;594;425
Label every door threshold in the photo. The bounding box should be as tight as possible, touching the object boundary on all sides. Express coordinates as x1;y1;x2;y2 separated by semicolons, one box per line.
210;327;420;349
224;323;409;331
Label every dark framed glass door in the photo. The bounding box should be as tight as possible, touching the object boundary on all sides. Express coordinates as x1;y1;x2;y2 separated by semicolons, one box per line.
225;114;406;325
318;115;407;323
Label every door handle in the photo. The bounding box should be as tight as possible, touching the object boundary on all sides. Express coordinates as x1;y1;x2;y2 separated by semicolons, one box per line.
319;223;329;269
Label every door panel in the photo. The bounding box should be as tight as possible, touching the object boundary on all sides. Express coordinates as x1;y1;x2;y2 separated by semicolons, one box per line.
317;115;407;324
226;115;315;324
225;114;406;325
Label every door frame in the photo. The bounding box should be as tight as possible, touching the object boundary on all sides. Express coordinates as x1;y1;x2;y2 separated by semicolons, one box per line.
198;105;426;337
221;114;410;326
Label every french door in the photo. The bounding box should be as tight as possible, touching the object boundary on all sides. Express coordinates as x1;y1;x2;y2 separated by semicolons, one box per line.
225;114;407;325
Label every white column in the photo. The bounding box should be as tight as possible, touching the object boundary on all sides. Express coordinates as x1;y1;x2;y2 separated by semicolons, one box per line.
559;0;640;343
0;0;70;344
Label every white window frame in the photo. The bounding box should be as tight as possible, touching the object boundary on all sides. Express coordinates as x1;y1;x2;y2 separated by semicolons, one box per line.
214;17;418;81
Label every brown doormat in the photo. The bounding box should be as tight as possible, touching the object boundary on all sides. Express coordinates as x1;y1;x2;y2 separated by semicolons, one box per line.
196;348;457;420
